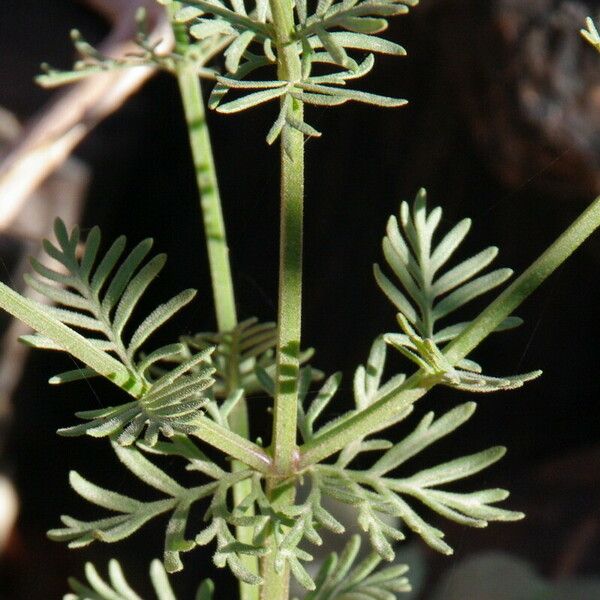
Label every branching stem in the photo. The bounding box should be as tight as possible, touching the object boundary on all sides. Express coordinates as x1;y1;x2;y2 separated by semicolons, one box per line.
0;280;271;473
299;194;600;469
192;417;272;473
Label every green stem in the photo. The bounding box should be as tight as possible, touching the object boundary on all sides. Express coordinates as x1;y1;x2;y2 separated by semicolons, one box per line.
270;0;304;481
262;1;304;598
270;121;304;476
0;281;271;471
192;417;272;472
0;283;134;390
169;10;259;596
175;62;237;333
442;198;600;361
299;194;600;469
170;2;237;329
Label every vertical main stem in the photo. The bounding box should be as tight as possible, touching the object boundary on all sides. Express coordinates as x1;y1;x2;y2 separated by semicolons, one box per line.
169;9;257;600
262;113;304;600
270;0;304;481
271;121;304;472
263;1;304;599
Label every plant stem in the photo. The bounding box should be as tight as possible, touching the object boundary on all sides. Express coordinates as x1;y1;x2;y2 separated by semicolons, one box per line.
173;48;237;333
442;197;600;362
0;280;271;471
192;417;272;472
169;10;259;596
262;0;304;597
0;282;134;388
270;0;304;480
299;194;600;469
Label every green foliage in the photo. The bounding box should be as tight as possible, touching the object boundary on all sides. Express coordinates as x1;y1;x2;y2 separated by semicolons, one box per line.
178;317;278;397
21;219;215;445
12;202;541;595
0;5;595;600
581;17;600;52
37;7;219;88
300;535;411;600
23;219;194;380
182;0;416;140
203;334;524;590
300;341;522;560
65;558;214;600
375;189;512;337
38;11;172;87
317;413;522;557
375;189;541;391
48;441;218;572
298;338;409;447
49;433;269;578
40;0;417;142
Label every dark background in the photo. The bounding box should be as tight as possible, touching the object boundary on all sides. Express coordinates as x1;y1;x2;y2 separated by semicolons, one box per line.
1;0;600;597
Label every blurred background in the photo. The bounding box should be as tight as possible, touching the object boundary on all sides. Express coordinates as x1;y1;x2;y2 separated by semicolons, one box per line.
1;0;600;597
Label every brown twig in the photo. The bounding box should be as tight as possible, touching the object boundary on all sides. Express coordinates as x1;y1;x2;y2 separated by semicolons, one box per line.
0;0;174;231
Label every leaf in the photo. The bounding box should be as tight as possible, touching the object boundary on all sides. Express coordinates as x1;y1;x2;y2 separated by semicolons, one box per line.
215;77;289;90
0;281;133;391
373;264;417;322
224;30;255;73
298;81;407;107
315;395;523;559
101;238;154;314
195;580;215;600
267;96;291;144
179;318;279;399
128;289;197;358
376;190;517;337
432;269;513;321
582;16;600;52
369;403;477;476
107;560;143;600
113;254;167;337
49;367;99;384
208;55;270;109
338;17;388;34
51;443;220;576
315;27;355;69
432;247;499;296
354;337;386;409
301;372;342;440
290;91;348;106
286;115;322;138
69;471;143;513
112;442;185;496
308;53;375;85
404;447;507;488
65;560;144;600
303;535;410;600
164;500;196;572
91;236;127;295
216;86;289;113
175;6;203;22
375;189;540;393
137;344;186;375
308;31;406;56
18;221;203;425
190;19;236;39
150;560;177;600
